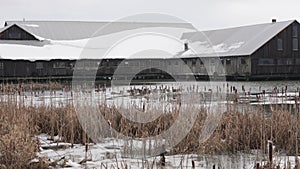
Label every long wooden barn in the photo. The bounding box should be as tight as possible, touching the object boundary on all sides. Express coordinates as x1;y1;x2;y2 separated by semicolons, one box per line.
0;19;299;82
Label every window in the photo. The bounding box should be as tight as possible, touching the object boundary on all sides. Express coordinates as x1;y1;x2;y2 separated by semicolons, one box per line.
152;61;160;67
69;63;75;68
110;61;118;66
287;59;294;65
53;62;66;68
8;32;21;39
293;38;299;51
278;58;293;65
277;59;284;65
226;59;231;65
159;61;166;67
293;26;298;37
36;62;43;69
0;62;3;70
258;58;275;65
140;61;146;67
277;38;283;51
296;58;300;65
192;59;196;66
241;58;246;64
85;61;97;68
75;61;85;68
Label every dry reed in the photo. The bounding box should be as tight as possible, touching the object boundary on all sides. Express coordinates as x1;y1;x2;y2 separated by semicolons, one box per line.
0;83;300;169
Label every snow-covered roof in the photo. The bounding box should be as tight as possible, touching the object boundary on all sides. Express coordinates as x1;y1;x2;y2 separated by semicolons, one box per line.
5;21;194;40
181;20;296;57
0;21;196;60
0;20;296;60
0;27;6;33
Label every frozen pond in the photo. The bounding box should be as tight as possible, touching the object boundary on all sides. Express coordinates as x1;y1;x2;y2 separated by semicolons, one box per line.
1;80;300;108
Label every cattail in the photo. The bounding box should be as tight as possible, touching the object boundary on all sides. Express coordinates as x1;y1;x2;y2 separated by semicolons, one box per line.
192;160;195;169
255;163;260;169
268;140;273;166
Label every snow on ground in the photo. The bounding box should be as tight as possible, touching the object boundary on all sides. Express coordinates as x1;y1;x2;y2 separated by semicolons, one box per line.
3;82;300;168
34;134;299;169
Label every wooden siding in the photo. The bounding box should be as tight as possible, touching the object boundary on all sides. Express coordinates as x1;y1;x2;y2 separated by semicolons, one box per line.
0;25;38;40
251;21;300;78
0;56;254;81
1;21;300;81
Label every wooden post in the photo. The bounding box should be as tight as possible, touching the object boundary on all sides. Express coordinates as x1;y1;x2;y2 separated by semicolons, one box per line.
256;163;260;169
268;141;273;167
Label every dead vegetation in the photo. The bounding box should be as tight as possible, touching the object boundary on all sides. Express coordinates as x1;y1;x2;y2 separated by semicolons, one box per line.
0;83;300;168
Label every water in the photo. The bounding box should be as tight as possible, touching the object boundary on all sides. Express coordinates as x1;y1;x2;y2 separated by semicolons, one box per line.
154;80;300;93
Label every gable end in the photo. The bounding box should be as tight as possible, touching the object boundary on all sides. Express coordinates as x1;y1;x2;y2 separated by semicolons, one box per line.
0;24;39;41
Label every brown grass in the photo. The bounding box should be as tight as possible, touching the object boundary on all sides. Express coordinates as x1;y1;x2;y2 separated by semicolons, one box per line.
0;100;42;168
0;83;300;168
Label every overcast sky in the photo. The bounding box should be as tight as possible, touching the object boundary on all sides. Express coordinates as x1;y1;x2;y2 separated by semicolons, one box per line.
1;0;300;30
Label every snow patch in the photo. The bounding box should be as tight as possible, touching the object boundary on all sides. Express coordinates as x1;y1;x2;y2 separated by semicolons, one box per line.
23;24;39;28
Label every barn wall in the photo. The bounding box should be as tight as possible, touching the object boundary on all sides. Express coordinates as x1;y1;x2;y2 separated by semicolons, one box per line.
222;56;251;76
251;21;300;78
0;25;38;40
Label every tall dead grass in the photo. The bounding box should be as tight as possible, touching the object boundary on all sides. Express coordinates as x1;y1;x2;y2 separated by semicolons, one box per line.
0;100;40;168
0;83;300;168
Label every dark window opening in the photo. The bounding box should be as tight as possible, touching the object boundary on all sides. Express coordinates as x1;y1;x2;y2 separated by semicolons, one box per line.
36;62;43;69
258;58;275;65
241;58;246;64
53;62;66;68
277;38;283;51
69;63;74;68
226;59;231;65
192;59;196;66
293;25;298;37
151;61;159;67
0;62;3;70
109;61;118;66
85;61;98;68
133;68;175;82
75;61;85;68
9;32;21;39
293;38;298;51
159;61;165;67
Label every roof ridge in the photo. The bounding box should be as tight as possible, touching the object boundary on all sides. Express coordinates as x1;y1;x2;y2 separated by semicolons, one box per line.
5;20;191;25
202;20;296;32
